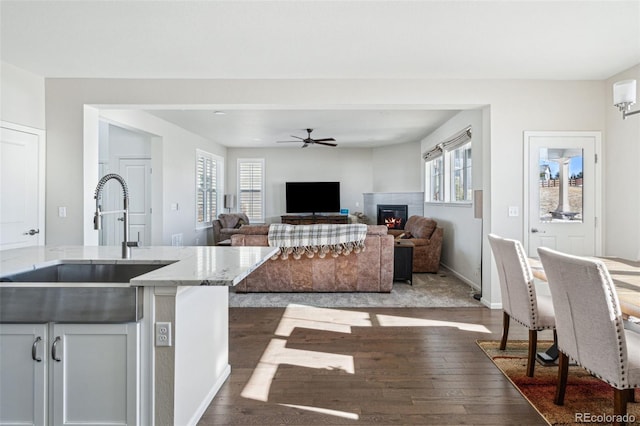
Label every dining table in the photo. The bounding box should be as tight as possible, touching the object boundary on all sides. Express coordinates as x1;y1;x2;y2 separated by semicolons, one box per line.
528;256;640;363
529;256;640;318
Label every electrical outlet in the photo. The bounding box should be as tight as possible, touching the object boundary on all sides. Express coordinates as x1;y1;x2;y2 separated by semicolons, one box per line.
155;322;172;347
508;206;519;217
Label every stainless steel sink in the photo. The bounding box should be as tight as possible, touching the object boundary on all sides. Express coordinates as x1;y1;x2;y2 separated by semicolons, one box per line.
0;262;173;323
1;262;169;283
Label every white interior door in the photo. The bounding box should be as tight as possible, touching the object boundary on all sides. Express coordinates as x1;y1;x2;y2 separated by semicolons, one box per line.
525;131;601;257
0;123;45;250
119;158;152;246
99;157;151;246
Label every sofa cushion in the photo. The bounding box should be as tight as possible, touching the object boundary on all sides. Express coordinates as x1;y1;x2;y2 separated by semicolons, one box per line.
233;224;270;235
365;225;390;236
405;216;437;239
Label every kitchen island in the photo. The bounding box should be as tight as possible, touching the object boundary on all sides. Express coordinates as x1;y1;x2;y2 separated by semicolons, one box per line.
0;245;277;426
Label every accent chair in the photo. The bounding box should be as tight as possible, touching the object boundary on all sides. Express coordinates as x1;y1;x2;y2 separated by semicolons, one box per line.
488;234;556;377
538;247;640;424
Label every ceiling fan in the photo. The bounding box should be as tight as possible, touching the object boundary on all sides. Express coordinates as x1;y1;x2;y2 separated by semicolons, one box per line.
277;128;337;148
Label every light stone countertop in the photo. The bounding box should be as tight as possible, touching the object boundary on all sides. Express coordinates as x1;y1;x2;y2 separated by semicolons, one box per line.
0;245;278;287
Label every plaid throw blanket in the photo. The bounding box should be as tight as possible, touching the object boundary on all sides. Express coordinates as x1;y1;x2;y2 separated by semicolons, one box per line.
268;223;367;260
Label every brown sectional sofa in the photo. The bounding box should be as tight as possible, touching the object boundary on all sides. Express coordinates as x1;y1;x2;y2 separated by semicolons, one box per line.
231;225;394;292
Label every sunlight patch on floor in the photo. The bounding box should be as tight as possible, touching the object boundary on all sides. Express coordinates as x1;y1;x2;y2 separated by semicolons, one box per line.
375;314;491;333
275;303;372;337
279;403;360;420
241;337;355;402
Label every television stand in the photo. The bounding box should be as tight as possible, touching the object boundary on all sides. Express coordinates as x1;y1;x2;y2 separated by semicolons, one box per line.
281;214;348;225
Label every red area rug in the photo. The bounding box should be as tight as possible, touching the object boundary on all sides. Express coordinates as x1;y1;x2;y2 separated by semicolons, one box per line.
477;340;640;425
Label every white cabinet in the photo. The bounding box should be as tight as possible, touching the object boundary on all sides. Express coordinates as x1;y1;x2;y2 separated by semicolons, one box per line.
50;323;139;426
0;324;48;426
0;322;139;426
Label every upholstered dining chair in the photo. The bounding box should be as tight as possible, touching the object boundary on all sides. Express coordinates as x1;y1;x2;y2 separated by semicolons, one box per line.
488;234;556;377
538;247;640;423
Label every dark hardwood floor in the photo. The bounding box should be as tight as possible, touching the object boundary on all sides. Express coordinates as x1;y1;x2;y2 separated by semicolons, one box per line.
198;306;550;425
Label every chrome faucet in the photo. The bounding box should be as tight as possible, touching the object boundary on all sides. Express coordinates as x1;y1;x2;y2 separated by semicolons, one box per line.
94;173;140;259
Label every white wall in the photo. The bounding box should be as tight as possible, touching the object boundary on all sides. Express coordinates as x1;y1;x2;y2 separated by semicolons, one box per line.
226;142;424;223
42;78;605;307
420;109;484;290
226;147;373;223
98;123;153;245
86;109;227;246
100;123;152;164
0;62;45;129
371;141;422;192
605;64;640;260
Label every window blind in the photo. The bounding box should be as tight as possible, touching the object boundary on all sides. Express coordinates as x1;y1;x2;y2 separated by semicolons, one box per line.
238;159;264;222
196;152;218;224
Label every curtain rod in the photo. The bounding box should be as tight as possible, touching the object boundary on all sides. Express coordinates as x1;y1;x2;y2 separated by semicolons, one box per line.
422;126;472;160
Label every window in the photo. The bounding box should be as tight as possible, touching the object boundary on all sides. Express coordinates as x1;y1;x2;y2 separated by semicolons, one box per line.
196;150;223;228
451;141;472;202
428;156;444;202
423;127;472;204
238;158;265;222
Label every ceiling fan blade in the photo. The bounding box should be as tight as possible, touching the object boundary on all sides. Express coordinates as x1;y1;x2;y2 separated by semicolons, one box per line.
301;143;310;148
314;141;338;147
290;135;305;140
312;138;336;142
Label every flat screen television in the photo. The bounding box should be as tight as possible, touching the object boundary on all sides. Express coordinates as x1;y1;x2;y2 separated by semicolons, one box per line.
286;182;340;214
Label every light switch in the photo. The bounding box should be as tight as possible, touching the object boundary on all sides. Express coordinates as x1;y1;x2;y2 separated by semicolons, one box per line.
58;207;67;218
508;206;519;217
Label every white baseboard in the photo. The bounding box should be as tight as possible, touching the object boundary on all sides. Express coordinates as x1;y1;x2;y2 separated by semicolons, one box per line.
439;263;480;292
185;364;231;426
438;263;503;310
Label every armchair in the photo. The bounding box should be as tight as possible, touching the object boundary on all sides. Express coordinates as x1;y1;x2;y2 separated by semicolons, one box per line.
212;213;250;245
388;215;443;273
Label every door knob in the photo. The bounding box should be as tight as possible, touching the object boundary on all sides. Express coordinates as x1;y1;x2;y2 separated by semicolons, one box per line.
531;228;546;234
24;229;40;236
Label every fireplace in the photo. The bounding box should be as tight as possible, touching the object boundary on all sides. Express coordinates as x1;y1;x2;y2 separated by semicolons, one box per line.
377;204;408;230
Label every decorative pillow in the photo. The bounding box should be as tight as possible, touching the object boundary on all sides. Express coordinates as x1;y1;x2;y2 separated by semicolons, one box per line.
235;218;247;229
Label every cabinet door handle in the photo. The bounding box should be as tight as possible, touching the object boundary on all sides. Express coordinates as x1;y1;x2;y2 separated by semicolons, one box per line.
32;336;42;362
51;336;62;362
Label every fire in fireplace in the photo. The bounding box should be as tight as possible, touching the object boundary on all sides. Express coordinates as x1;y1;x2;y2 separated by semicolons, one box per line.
377;204;408;230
